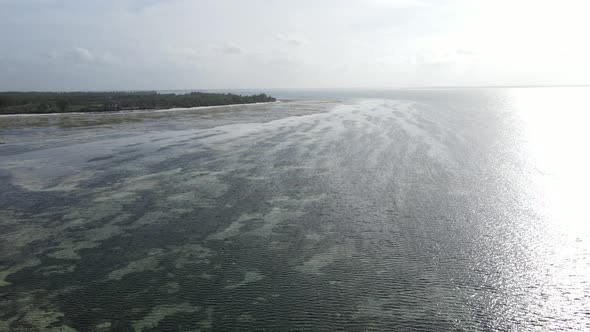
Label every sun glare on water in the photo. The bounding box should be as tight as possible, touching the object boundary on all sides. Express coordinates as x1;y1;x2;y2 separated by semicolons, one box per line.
507;87;590;328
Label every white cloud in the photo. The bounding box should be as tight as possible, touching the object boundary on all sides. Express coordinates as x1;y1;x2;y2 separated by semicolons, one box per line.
456;49;476;56
52;47;119;66
368;0;429;8
67;47;94;63
213;43;243;55
1;0;590;89
411;48;476;67
167;48;202;65
276;33;308;46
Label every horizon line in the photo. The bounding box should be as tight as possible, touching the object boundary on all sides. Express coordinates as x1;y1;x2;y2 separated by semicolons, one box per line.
2;84;590;93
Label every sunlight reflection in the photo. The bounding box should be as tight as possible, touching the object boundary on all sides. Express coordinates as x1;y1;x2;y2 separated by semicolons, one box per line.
508;87;590;329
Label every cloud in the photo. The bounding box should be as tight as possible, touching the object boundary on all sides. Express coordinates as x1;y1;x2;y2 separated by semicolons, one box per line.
213;43;243;55
67;47;94;63
276;33;308;46
410;48;477;66
1;0;588;89
126;0;172;10
53;47;119;66
368;0;429;8
456;48;477;56
167;48;202;66
380;27;401;36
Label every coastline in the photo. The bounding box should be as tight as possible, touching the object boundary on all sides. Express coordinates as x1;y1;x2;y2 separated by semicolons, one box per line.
0;100;282;118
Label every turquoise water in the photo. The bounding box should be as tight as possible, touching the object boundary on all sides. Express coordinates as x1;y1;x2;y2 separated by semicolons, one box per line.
1;88;589;331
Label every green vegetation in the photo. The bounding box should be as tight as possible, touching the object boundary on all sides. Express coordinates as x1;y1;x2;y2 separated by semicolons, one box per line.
0;91;276;115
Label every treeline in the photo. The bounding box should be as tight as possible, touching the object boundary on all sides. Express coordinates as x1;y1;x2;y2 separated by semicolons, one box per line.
0;91;276;114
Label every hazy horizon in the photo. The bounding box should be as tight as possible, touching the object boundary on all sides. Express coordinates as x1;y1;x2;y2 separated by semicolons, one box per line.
2;0;590;91
3;84;590;94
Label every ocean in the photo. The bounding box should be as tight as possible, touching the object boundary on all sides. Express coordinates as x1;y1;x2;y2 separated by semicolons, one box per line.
1;87;589;330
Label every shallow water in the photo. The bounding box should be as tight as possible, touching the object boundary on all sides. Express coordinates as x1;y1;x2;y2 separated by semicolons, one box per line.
1;89;589;331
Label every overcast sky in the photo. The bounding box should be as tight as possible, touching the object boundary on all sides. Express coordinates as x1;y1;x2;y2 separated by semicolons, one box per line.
1;0;589;90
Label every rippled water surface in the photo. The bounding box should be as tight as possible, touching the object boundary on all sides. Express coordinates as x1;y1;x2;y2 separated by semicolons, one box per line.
1;88;589;331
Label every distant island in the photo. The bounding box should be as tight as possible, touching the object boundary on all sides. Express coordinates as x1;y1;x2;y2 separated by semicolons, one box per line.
0;91;277;115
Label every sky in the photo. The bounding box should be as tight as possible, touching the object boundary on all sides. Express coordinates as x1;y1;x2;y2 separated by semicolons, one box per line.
1;0;589;90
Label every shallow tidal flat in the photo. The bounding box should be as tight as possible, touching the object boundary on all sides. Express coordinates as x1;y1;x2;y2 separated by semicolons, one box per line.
0;100;339;331
1;92;589;331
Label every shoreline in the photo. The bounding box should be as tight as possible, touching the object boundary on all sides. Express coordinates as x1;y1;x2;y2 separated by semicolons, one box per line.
0;100;283;118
